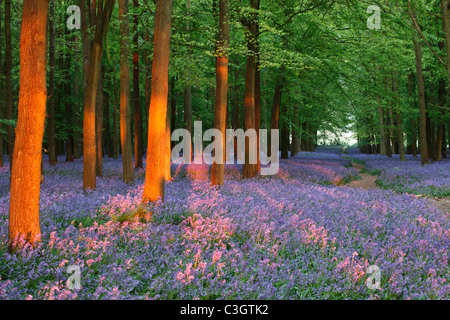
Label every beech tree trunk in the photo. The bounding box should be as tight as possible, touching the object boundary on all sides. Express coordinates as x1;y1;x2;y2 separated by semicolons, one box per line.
47;1;57;166
133;0;143;169
143;0;173;203
5;0;14;169
96;66;104;176
9;0;49;249
242;0;259;179
73;35;82;159
113;71;120;160
408;73;418;157
82;0;115;190
211;0;230;186
377;93;386;156
412;35;429;164
268;74;283;157
119;0;135;185
392;68;406;161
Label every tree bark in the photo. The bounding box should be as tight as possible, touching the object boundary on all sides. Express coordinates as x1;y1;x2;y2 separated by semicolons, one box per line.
47;1;57;166
96;66;104;176
133;0;143;169
211;0;230;186
9;0;49;249
392;68;406;161
119;0;135;185
242;0;259;179
143;0;173;203
82;0;115;190
268;74;283;157
5;0;14;169
412;35;429;164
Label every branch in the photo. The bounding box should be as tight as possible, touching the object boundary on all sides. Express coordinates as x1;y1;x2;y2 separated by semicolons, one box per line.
408;0;447;69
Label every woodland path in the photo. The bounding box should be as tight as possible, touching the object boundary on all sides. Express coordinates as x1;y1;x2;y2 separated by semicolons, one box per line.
346;160;449;219
347;162;378;190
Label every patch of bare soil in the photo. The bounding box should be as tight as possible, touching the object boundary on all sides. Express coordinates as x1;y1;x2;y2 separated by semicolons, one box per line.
430;198;450;220
347;163;378;190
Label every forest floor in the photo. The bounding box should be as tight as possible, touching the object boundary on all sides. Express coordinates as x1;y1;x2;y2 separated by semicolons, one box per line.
0;148;449;300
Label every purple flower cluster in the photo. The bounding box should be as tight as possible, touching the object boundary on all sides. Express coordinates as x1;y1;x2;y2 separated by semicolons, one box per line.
347;149;450;198
0;152;449;300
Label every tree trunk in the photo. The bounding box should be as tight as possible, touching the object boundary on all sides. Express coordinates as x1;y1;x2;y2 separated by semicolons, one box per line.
211;0;230;186
143;0;173;203
47;1;57;166
385;108;392;158
232;67;240;159
82;0;115;190
412;35;429;164
170;79;177;150
377;93;386;156
5;0;14;169
242;0;259;179
268;74;283;157
73;34;82;159
133;0;143;169
119;0;135;185
9;0;49;249
392;68;406;161
104;87;114;158
113;72;120;160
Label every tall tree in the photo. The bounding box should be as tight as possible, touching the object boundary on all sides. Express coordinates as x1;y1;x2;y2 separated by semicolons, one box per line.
82;0;116;190
412;35;429;164
119;0;135;184
47;1;57;166
5;0;14;169
133;0;143;169
143;0;173;203
241;0;259;179
392;67;406;161
96;66;104;176
211;0;230;186
9;0;49;249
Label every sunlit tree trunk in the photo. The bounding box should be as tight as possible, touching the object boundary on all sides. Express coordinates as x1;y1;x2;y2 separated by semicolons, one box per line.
408;74;418;158
211;0;230;186
119;0;135;185
82;0;115;190
143;0;173;203
9;0;49;249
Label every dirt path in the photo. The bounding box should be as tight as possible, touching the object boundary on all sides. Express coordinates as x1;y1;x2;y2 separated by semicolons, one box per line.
430;198;450;219
347;163;378;189
346;161;449;219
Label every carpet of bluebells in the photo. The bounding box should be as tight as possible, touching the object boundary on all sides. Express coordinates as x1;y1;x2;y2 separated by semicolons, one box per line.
0;148;449;300
346;148;450;198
